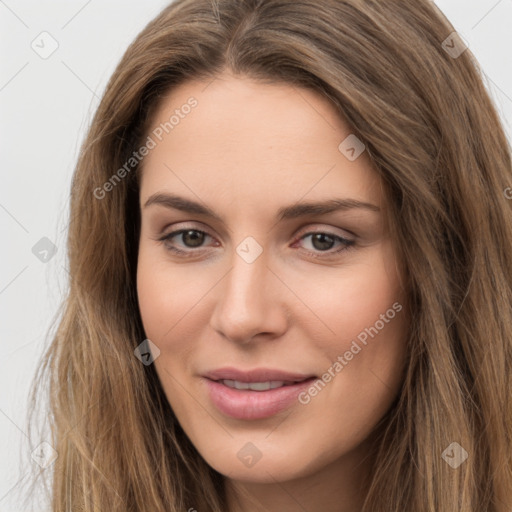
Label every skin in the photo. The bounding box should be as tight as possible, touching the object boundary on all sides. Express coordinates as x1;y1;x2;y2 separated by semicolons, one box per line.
136;70;408;512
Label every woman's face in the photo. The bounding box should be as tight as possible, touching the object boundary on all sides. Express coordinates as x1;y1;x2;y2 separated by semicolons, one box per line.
137;71;407;485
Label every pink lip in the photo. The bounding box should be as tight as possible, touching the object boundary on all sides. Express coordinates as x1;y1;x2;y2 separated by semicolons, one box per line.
202;367;316;420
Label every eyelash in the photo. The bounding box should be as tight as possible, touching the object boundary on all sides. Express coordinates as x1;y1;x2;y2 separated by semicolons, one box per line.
155;226;356;259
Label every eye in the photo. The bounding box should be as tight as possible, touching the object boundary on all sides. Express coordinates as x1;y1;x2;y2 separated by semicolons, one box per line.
156;226;355;259
157;228;216;257
292;230;355;258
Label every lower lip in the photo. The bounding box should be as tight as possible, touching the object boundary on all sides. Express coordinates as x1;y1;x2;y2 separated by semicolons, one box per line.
203;378;316;420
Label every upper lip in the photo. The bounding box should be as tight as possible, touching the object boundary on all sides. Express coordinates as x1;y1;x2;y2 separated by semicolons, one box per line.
203;367;316;383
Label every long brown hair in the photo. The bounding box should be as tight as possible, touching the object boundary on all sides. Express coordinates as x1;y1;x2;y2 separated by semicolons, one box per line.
28;0;512;510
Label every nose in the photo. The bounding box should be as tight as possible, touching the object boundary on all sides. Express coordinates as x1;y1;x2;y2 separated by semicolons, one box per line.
209;244;288;344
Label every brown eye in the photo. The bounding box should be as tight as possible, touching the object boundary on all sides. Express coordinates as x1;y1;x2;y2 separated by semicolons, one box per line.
294;230;356;258
179;230;206;248
310;233;336;251
159;228;214;255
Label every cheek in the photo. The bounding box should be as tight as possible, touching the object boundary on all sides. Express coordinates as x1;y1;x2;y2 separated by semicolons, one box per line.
136;248;210;343
299;242;407;418
136;254;203;414
137;265;178;341
306;242;404;353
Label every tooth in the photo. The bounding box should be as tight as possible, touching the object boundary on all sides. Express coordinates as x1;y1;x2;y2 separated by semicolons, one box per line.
221;380;290;391
248;382;270;391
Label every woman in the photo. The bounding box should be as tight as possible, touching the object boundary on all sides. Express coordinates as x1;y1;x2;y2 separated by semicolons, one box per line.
30;0;512;510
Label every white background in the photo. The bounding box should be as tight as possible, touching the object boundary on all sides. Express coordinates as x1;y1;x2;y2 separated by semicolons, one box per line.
1;0;511;510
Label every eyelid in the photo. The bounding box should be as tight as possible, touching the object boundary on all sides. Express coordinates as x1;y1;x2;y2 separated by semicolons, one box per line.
165;218;354;233
155;222;212;241
158;222;355;244
293;223;356;240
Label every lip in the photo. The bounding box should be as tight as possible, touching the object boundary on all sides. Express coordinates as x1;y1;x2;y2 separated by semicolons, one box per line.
202;367;317;420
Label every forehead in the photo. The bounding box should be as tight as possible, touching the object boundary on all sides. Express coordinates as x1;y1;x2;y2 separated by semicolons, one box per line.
139;72;383;211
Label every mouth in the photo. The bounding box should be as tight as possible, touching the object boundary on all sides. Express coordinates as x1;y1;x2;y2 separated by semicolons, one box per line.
218;379;307;391
203;367;315;383
202;367;317;420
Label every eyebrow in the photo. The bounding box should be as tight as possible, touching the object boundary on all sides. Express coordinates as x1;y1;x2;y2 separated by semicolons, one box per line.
143;192;380;222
